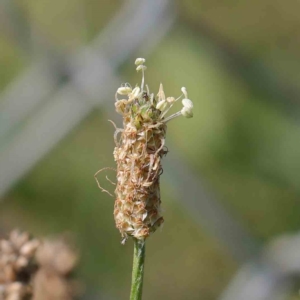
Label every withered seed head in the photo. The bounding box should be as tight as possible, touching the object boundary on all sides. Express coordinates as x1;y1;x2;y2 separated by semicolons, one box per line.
0;230;39;300
33;237;79;300
113;58;193;243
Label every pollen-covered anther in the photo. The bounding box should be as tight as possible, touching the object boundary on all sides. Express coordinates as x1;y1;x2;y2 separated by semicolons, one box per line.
181;87;188;98
136;65;147;72
181;106;193;118
135;58;146;65
167;97;175;104
182;98;193;109
130;86;141;98
181;98;194;118
156;100;168;111
117;86;132;95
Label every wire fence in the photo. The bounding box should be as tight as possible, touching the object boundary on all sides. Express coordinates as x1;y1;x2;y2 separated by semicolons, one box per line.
0;0;256;262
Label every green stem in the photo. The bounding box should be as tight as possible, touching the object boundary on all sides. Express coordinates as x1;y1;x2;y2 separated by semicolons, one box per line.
130;238;146;300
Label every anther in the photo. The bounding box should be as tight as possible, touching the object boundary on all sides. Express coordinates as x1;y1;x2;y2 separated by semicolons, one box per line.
135;58;146;66
117;86;132;95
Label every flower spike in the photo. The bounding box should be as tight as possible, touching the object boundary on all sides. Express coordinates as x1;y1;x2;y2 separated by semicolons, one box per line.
110;58;193;243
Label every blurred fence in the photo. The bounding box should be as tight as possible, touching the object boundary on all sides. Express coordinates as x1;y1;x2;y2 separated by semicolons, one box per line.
0;1;299;299
0;0;256;261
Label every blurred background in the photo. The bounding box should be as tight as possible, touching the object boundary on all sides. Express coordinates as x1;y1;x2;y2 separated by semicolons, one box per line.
1;0;300;299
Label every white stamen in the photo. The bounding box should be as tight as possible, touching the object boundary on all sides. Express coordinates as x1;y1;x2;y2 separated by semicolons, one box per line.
181;87;188;98
167;97;175;104
146;84;150;95
117;86;132;95
135;58;146;65
160;94;182;119
131;87;140;98
149;93;154;105
162;111;182;123
175;93;184;102
181;106;193;118
182;98;193;109
136;65;147;91
136;65;147;72
141;68;145;91
156;100;168;111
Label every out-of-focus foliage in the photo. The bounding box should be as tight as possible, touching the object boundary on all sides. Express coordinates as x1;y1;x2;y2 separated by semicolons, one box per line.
1;0;300;299
0;38;26;90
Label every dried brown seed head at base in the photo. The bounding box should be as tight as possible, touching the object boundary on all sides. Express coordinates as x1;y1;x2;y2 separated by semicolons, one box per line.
0;230;39;284
0;230;39;300
32;237;79;300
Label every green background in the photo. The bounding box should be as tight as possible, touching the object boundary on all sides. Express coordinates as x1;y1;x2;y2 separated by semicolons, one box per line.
1;0;300;299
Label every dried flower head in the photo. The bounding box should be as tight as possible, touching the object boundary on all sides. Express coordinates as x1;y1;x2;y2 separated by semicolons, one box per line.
0;230;39;282
33;237;79;300
0;230;80;300
0;230;39;300
109;58;193;243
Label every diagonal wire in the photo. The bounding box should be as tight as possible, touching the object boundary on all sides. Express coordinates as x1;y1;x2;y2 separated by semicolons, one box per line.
219;231;300;300
164;149;260;261
0;58;63;146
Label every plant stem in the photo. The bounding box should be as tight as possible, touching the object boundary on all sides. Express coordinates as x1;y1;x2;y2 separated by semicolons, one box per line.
130;238;146;300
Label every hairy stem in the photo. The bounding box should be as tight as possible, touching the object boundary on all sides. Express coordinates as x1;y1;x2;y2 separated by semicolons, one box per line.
130;238;146;300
